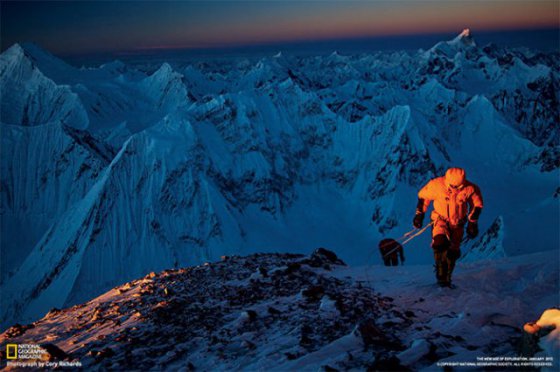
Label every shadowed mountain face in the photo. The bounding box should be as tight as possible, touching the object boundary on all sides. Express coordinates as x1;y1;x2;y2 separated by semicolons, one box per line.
0;31;558;328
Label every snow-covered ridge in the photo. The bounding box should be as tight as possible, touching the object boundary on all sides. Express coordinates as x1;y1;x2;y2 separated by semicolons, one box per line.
0;249;557;370
139;62;190;110
0;44;89;128
1;31;558;328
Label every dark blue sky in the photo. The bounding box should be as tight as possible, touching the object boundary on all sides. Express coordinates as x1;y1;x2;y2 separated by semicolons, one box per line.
1;1;558;55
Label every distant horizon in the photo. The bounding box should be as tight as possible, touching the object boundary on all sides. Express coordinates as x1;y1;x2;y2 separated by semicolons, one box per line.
86;26;560;53
2;0;558;57
7;26;558;68
6;26;560;56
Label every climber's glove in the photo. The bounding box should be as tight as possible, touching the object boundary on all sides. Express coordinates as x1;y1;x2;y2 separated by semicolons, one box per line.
413;212;424;229
466;221;479;239
470;207;482;221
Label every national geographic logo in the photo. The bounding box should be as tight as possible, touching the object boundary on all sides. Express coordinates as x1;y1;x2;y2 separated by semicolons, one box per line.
4;344;47;360
3;343;83;368
6;344;17;359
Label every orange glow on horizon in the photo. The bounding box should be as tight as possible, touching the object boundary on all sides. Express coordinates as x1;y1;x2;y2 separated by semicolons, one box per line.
133;1;559;51
3;0;558;54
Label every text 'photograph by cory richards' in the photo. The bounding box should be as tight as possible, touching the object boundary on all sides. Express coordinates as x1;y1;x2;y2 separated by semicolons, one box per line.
0;1;559;370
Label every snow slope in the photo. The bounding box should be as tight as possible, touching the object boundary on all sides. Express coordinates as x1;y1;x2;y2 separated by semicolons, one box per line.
345;250;559;370
0;248;557;370
0;122;112;281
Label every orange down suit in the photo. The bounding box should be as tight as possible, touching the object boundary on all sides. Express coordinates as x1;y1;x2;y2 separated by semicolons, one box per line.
418;176;483;250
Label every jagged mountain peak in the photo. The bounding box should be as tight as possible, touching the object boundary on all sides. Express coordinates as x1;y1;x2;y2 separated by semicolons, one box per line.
1;43;25;59
465;93;493;110
20;42;60;60
0;43;36;70
1;42;55;64
426;28;478;59
148;62;181;81
140;62;189;109
19;42;79;79
451;28;476;47
459;28;471;38
156;61;173;73
325;50;349;65
0;44;89;128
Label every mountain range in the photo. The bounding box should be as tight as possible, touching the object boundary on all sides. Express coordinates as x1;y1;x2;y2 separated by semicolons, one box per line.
1;30;558;329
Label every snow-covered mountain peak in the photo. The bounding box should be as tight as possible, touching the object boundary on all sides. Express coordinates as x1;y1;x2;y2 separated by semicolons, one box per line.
325;51;349;66
0;44;89;128
453;28;476;46
451;28;476;47
1;43;26;62
20;42;61;62
426;28;478;59
145;62;182;84
464;93;493;112
140;62;189;110
0;43;39;72
19;42;81;81
154;62;174;75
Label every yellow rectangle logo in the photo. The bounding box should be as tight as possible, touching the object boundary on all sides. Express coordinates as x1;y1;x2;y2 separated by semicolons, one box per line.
6;344;17;359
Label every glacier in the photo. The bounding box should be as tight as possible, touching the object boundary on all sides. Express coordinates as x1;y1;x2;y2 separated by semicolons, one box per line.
0;31;558;329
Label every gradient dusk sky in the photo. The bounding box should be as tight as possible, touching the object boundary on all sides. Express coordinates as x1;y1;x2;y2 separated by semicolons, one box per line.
1;1;559;55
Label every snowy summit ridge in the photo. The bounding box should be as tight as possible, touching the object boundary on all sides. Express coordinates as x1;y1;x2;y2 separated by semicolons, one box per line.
1;248;557;370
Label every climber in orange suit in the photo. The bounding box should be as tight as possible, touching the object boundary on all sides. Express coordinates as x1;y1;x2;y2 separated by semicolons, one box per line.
413;168;483;287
